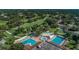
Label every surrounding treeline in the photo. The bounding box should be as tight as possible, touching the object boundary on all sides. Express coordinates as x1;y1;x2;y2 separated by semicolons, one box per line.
0;9;79;50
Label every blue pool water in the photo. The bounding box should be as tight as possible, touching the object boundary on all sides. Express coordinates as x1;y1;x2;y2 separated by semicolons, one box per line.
21;38;37;46
51;36;64;45
40;36;47;41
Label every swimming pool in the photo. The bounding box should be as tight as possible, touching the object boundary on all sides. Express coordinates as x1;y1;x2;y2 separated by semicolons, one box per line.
40;36;47;41
21;38;37;46
51;36;64;45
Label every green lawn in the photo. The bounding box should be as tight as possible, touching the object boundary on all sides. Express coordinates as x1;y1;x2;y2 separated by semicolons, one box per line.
20;14;48;28
0;20;7;26
49;28;65;35
20;19;44;28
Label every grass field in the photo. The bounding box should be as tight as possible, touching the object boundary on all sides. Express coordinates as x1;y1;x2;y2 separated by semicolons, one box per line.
0;20;7;26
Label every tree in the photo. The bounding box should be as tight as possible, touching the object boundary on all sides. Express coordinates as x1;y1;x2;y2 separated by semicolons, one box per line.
66;38;76;49
10;43;24;50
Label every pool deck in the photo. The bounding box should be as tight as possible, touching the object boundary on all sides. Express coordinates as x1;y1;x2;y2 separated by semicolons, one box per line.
32;37;41;42
60;40;65;46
